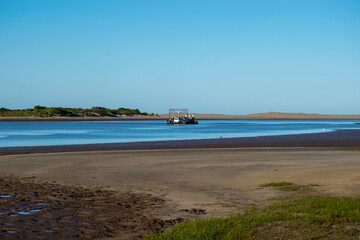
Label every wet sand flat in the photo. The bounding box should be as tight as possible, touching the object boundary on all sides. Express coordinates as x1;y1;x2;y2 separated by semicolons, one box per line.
0;176;182;239
1;148;360;220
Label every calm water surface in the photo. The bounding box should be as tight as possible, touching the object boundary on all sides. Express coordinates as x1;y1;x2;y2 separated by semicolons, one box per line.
0;120;359;147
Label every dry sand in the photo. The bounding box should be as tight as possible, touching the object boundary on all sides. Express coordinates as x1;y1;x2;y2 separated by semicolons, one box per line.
1;148;360;220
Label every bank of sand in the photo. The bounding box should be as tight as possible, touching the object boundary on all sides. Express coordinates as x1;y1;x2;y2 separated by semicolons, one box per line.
162;112;360;120
1;148;360;220
1;112;360;121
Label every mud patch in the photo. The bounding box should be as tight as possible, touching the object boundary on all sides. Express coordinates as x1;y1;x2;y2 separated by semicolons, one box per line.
181;208;207;215
0;176;183;239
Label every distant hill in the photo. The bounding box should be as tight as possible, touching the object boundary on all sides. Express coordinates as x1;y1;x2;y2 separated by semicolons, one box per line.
160;112;360;120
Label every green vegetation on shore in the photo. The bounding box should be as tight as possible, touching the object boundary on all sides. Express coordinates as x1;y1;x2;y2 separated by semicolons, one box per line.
0;106;157;117
147;183;360;239
260;182;319;192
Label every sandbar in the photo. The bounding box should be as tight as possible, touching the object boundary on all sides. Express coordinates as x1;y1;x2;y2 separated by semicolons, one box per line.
1;147;360;219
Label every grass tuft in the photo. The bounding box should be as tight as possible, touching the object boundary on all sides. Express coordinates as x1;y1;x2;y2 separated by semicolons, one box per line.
146;194;360;239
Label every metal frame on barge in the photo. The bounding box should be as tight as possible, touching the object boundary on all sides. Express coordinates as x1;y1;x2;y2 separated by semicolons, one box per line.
167;109;198;125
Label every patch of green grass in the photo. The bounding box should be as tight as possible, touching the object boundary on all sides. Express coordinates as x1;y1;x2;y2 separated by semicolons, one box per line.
260;182;294;187
260;182;319;191
146;195;360;239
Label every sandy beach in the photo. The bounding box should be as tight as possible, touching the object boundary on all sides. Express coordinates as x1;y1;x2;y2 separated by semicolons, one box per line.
1;130;360;238
1;147;360;215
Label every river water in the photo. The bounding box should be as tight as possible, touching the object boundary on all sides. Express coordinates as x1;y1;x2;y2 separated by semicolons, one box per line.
0;120;359;147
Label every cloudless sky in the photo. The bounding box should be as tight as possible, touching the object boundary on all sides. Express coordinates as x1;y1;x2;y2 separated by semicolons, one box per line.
0;0;359;114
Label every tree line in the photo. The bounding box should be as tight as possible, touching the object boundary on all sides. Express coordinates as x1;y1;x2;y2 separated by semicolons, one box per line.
0;106;156;117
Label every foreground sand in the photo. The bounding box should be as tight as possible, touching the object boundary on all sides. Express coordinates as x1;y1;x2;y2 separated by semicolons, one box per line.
1;148;359;221
0;176;180;239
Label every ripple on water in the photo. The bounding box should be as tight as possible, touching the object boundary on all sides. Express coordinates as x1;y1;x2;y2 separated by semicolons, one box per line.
31;203;48;206
17;211;32;215
15;209;42;215
30;209;42;212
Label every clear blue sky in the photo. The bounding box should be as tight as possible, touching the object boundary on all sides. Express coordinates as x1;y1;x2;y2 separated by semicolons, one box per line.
1;0;359;114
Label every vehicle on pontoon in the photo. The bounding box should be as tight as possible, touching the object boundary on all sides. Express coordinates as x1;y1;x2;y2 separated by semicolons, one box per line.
167;109;198;125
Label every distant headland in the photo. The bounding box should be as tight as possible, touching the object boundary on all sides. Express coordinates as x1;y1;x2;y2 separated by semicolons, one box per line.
0;106;159;121
0;106;359;121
